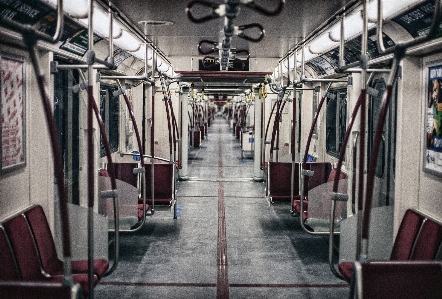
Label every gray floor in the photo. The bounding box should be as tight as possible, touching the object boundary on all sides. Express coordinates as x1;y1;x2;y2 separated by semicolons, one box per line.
95;117;349;298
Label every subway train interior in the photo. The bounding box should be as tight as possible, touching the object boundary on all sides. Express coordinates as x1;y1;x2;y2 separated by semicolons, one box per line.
1;0;442;298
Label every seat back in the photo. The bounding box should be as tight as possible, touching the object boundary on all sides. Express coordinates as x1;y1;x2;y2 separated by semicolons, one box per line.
390;209;425;260
0;281;84;299
305;162;332;190
24;205;63;275
410;218;442;260
3;215;44;280
114;163;139;187
144;163;174;200
268;162;305;199
0;226;21;280
353;261;442;299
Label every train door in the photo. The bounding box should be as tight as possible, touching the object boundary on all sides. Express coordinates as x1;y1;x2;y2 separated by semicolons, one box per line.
54;68;80;205
368;76;397;207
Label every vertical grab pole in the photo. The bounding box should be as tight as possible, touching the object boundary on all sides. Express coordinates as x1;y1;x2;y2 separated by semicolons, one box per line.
116;79;148;228
357;0;369;262
299;83;331;233
180;86;190;180
151;51;157;214
253;86;263;181
79;70;119;275
328;91;365;279
290;92;297;213
86;0;95;296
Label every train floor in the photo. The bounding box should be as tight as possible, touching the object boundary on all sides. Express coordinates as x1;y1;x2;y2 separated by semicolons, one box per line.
95;116;349;298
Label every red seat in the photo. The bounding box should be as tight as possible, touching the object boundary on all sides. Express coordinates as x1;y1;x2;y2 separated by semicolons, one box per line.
390;209;425;260
139;163;174;206
25;205;109;279
410;218;442;260
3;213;97;297
114;163;139;187
352;261;442;299
339;210;441;283
268;162;306;203
292;163;334;217
0;281;83;299
0;227;20;281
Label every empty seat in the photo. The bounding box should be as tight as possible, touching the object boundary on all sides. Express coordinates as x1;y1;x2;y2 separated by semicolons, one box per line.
0;281;83;299
3;213;96;297
339;210;442;283
140;163;174;206
25;205;109;279
390;209;425;260
0;226;20;281
339;209;425;282
352;261;442;299
114;163;139;187
410;218;442;260
267;162;306;203
292;163;334;220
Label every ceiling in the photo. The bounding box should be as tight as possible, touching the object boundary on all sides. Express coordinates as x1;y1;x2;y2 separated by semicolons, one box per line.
111;0;354;62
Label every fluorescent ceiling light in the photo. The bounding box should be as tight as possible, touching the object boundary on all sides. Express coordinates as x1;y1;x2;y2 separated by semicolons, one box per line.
296;48;318;63
130;44;153;61
41;0;89;18
157;58;170;72
309;32;338;54
273;66;279;79
78;7;122;38
114;30;141;52
329;12;365;41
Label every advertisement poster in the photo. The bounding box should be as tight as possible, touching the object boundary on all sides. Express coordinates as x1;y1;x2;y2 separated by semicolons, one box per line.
1;55;26;173
425;64;442;175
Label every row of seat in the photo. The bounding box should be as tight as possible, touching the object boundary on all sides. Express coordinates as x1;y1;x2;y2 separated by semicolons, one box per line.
99;162;175;221
267;162;347;231
0;205;109;298
339;208;442;283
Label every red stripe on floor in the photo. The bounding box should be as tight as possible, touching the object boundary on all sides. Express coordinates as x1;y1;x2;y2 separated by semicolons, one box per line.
217;125;229;299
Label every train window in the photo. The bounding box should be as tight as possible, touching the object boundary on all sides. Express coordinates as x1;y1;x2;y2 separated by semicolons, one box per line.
326;87;347;158
100;84;119;157
54;69;80;205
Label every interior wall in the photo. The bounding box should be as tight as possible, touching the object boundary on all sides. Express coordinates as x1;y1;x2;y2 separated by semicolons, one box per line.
395;54;442;230
0;44;56;232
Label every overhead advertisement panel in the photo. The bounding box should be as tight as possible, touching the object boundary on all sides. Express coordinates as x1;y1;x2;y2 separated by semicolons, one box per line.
392;0;442;38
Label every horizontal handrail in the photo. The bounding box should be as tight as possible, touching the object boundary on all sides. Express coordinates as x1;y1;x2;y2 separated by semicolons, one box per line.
120;152;173;163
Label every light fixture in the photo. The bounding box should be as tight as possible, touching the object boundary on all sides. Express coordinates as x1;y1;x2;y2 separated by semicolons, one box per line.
130;44;153;61
309;31;338;54
114;30;142;52
41;0;89;18
273;66;279;80
78;6;122;38
329;11;366;41
296;48;318;63
157;57;170;72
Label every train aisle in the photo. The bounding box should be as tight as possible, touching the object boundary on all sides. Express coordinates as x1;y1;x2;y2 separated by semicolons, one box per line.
95;116;348;298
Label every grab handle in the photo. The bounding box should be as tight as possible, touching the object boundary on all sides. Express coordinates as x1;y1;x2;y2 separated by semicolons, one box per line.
186;0;224;23
242;0;285;16
198;40;219;55
236;23;265;42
